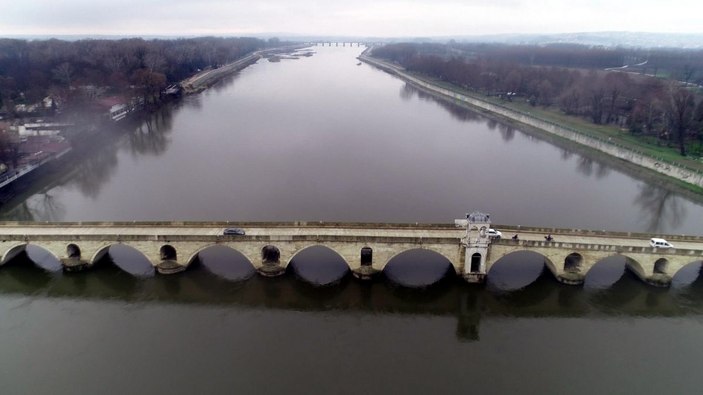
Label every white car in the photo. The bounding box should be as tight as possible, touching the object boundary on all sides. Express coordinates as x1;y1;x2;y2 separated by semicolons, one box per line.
486;228;502;239
649;238;673;249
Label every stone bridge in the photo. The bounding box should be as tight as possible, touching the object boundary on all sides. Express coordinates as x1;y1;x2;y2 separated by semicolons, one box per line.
486;239;702;287
0;215;701;286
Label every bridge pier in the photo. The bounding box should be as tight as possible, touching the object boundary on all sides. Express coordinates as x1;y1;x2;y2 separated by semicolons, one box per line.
556;272;585;285
626;260;672;287
156;259;186;274
352;246;379;280
257;261;285;277
556;252;586;285
62;257;91;272
257;244;285;277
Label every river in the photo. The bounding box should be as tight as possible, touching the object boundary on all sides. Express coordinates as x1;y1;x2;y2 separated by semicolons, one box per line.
1;46;703;394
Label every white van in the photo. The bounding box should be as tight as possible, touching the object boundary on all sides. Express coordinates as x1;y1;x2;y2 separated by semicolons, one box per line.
649;238;674;249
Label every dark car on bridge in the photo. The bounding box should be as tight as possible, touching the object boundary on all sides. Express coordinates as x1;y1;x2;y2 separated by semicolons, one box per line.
223;227;246;236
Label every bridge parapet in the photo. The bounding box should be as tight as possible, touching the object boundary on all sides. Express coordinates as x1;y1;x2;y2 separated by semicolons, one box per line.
492;238;703;255
491;224;703;243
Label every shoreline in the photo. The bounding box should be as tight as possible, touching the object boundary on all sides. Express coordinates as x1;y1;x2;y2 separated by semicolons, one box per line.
359;52;703;195
180;44;310;94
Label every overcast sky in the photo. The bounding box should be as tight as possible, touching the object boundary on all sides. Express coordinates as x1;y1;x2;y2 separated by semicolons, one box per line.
1;0;701;37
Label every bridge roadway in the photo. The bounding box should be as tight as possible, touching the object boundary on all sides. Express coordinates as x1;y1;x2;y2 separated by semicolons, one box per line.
1;221;702;286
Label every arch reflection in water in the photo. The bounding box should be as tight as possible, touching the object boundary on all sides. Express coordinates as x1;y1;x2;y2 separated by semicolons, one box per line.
584;256;627;289
383;249;455;288
100;244;155;277
287;246;349;286
195;245;256;281
671;261;703;288
487;251;546;291
25;244;62;272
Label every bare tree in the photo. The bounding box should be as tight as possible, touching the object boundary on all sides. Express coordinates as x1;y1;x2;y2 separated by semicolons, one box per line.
604;72;629;124
144;52;166;73
52;62;74;86
666;85;695;155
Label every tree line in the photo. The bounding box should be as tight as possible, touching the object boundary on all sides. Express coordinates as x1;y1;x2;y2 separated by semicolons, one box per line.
0;36;275;113
372;43;703;156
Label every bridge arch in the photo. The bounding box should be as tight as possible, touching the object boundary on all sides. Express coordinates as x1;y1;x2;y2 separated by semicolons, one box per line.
487;249;558;279
67;243;81;259
160;245;178;261
287;245;350;285
670;260;703;286
381;247;457;272
1;243;29;265
653;258;669;274
563;253;584;273
469;252;482;273
286;244;351;269
360;246;373;266
186;244;257;280
262;245;281;264
573;254;647;286
487;250;558;289
383;248;455;287
621;255;647;280
5;243;63;271
89;243;155;276
185;244;257;269
582;255;622;285
90;244;117;266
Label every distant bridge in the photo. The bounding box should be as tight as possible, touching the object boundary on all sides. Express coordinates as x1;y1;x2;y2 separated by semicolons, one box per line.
313;42;368;47
0;215;701;286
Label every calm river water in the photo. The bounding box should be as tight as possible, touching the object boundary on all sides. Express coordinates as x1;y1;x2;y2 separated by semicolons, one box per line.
2;46;703;394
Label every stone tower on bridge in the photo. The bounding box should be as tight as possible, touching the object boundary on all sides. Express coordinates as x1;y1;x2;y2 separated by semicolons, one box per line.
462;211;492;283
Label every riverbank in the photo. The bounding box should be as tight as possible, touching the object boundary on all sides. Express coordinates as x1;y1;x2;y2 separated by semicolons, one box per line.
181;44;310;94
359;52;703;195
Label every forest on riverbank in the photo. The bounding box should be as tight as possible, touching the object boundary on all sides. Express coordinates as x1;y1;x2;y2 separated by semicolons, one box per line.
0;36;288;177
0;36;281;116
372;43;703;158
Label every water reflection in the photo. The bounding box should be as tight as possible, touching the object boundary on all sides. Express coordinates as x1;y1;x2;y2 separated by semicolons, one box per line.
399;83;414;101
101;244;155;277
195;245;255;281
576;156;610;179
634;184;685;232
12;192;66;222
400;83;483;123
2;263;703;342
210;72;242;94
487;251;545;291
61;105;176;205
383;249;455;287
671;261;703;287
68;147;119;199
127;109;174;157
498;125;516;142
560;149;574;161
586;270;649;311
0;252;54;289
287;246;349;286
584;256;627;289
